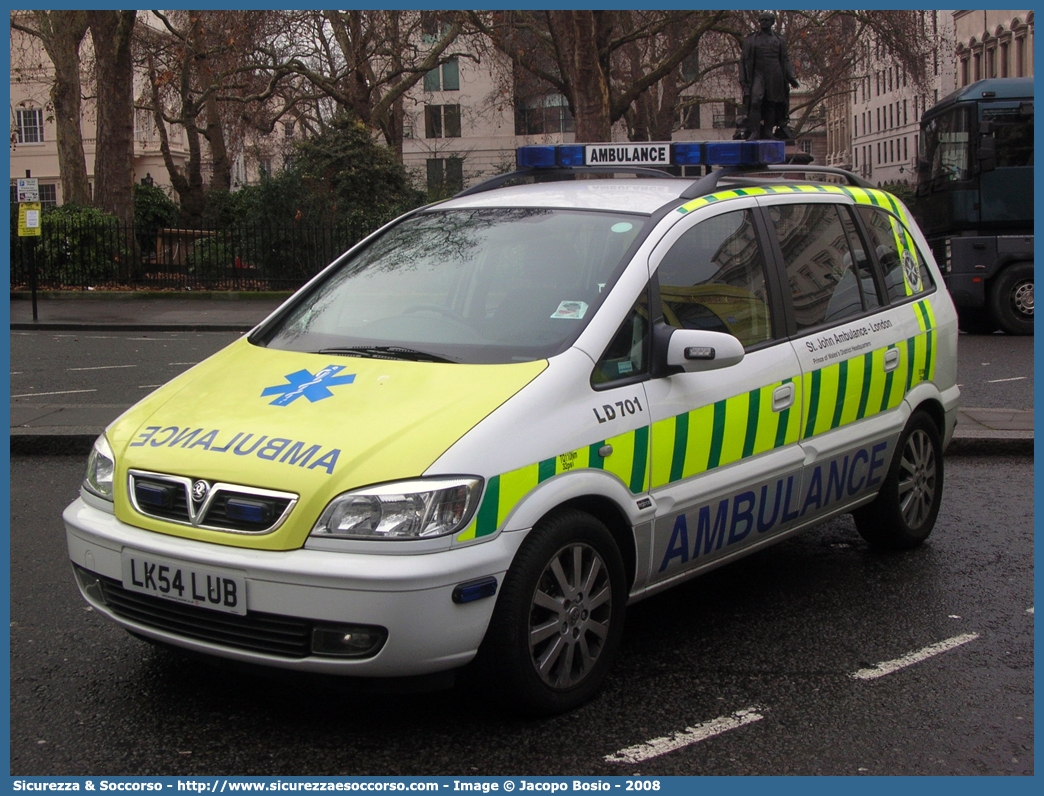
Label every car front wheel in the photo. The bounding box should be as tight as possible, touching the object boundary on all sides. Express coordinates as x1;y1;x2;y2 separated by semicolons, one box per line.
477;509;626;715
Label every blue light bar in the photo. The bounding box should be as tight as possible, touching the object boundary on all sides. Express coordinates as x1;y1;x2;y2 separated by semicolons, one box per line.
516;140;786;170
705;140;785;165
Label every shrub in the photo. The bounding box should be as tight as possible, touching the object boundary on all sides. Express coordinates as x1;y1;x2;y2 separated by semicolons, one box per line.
134;183;180;256
37;204;131;287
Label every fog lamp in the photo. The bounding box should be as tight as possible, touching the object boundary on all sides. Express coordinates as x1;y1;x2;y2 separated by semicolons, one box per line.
311;624;388;658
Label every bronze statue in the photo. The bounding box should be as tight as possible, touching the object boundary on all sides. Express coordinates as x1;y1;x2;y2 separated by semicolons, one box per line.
736;11;799;141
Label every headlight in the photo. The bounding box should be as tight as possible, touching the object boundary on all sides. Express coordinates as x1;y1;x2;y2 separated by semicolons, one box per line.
84;434;116;501
311;477;483;540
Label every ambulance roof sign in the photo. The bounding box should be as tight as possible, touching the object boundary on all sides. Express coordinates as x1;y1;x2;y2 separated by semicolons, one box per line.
17;178;39;203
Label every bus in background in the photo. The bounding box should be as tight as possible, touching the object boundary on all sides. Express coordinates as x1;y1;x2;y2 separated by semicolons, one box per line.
916;78;1033;335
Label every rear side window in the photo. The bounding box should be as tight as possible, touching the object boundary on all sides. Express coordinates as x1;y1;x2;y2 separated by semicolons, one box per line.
655;209;774;349
769;203;871;332
855;206;934;303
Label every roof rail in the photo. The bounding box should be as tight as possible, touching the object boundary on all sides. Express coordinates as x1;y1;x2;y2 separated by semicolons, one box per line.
453;166;676;199
680;163;872;200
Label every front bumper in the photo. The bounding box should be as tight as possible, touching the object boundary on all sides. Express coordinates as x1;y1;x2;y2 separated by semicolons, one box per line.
64;497;525;676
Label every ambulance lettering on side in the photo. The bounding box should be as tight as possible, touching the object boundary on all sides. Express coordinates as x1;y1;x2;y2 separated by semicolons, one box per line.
64;141;960;716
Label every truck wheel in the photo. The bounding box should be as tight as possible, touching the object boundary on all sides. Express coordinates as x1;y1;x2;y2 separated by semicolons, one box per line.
478;509;626;715
989;262;1033;335
854;411;943;550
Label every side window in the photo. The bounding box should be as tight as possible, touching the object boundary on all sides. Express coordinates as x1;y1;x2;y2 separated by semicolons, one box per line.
770;203;869;331
592;292;649;386
655;209;773;349
855;206;934;303
838;206;882;310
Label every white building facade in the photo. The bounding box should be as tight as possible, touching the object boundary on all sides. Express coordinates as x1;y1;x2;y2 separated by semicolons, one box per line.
848;11;958;187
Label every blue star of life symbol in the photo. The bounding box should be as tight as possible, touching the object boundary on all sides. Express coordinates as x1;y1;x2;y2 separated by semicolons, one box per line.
261;365;356;406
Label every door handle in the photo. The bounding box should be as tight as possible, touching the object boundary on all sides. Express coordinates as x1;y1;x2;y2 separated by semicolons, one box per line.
884;348;900;372
772;383;795;412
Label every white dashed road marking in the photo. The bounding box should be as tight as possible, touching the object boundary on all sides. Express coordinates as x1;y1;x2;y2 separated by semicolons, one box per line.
67;364;138;371
985;376;1027;383
604;708;764;764
851;633;980;680
12;389;98;398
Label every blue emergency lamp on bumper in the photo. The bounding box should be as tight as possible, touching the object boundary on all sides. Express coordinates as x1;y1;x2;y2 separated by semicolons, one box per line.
515;140;785;169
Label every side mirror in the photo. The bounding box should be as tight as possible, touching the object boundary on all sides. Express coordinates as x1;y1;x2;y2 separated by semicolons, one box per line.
666;328;745;373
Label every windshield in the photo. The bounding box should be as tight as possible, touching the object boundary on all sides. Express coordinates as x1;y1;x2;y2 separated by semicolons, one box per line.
259;208;647;364
920;106;971;185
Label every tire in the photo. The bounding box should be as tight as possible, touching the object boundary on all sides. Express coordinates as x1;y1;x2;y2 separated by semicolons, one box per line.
854;411;943;550
957;308;998;335
477;509;627;715
989;262;1034;335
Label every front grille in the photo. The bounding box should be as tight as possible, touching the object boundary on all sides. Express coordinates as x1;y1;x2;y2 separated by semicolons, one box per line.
86;568;312;658
129;470;297;535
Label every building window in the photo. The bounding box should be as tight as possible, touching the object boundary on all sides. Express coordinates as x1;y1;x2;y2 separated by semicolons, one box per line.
425;104;461;138
515;94;574;136
426;157;463;192
973;52;981;82
903;99;908;126
1015;37;1025;77
284;122;295;139
420;12;450;44
258;159;271;179
903;137;908;162
423;58;460;92
960;58;969;87
799;139;813;155
678;103;700;130
16;108;44;144
39;183;57;206
986;47;996;79
1000;41;1010;77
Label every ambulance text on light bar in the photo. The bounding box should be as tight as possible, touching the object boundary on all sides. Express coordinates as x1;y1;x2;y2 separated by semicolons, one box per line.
516;141;786;169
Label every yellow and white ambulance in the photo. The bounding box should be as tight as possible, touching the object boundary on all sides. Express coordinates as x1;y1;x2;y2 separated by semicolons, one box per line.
65;142;959;714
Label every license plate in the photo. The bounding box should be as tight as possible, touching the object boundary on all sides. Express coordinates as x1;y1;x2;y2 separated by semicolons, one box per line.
121;550;247;616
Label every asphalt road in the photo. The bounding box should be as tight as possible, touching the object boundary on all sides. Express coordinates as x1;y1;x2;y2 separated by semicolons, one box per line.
11;455;1033;776
10;330;1033;422
953;333;1034;409
10;330;243;406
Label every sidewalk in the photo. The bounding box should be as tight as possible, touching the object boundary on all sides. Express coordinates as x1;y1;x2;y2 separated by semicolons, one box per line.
11;291;288;331
10;294;1033;456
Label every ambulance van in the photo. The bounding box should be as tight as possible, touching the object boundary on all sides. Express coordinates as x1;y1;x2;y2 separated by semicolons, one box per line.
65;141;959;714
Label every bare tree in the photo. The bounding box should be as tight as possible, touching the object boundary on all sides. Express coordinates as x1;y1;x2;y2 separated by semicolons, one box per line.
88;10;137;222
470;10;729;142
139;10;295;224
272;10;467;157
10;11;91;205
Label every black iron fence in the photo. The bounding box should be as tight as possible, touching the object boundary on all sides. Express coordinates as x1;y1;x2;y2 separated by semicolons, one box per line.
10;218;373;292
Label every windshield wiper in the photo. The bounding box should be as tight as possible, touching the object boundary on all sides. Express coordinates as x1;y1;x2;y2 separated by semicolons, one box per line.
317;346;457;364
